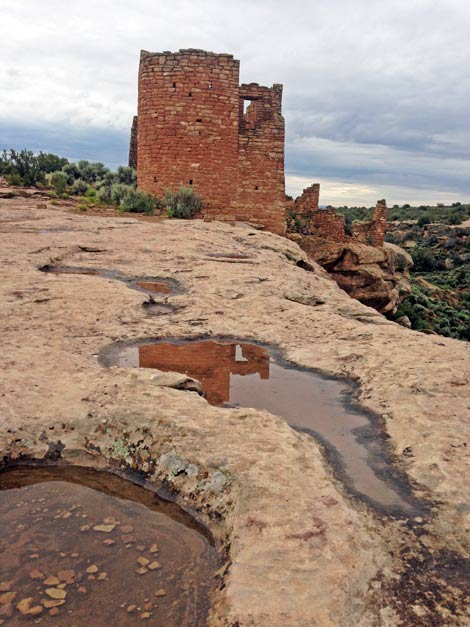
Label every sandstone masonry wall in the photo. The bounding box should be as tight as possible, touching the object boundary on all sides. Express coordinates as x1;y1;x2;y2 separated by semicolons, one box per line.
293;184;320;214
353;200;388;246
134;49;286;234
128;116;138;170
233;83;285;234
288;185;387;246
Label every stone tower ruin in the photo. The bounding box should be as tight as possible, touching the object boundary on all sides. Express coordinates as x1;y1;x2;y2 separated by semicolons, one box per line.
130;49;286;234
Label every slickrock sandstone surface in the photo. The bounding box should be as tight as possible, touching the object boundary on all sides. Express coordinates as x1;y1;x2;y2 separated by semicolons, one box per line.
293;234;413;314
0;197;469;626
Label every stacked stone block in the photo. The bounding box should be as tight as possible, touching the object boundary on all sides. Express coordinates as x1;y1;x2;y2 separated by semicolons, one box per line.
290;185;387;246
235;83;285;234
352;200;387;246
128;116;138;170
133;49;286;234
293;184;320;214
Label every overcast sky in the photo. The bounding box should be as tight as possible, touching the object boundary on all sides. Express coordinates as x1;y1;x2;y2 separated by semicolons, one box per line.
1;0;470;205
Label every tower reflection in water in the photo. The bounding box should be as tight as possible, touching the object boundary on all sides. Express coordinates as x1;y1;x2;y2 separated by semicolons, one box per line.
115;338;415;512
138;340;270;406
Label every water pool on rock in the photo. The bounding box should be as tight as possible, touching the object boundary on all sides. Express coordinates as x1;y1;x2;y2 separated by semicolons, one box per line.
0;466;218;626
39;265;181;297
101;338;425;517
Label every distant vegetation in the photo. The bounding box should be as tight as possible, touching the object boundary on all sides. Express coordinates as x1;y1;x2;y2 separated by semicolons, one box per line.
337;203;470;226
385;220;469;341
335;202;470;341
0;148;201;217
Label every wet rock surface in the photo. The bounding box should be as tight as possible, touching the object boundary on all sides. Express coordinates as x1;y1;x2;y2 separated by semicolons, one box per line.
0;196;469;626
101;337;423;516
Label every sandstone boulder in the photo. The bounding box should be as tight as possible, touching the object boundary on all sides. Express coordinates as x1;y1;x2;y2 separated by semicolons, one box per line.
292;235;412;314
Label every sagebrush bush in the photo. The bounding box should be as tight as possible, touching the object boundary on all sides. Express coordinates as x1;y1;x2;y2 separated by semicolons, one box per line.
96;183;112;204
85;187;97;199
116;166;136;186
5;173;23;186
110;183;132;206
76;160;109;183
62;162;81;185
70;179;90;196
417;215;431;227
164;186;202;218
118;188;157;214
50;171;68;196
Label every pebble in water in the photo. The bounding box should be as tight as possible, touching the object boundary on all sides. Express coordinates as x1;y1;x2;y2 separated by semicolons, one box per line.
0;467;218;626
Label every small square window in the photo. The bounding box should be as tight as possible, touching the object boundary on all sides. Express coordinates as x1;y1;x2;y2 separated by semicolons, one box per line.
189;179;193;185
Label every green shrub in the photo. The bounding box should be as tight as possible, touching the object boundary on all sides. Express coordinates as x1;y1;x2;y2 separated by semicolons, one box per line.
118;188;157;214
85;187;97;198
36;152;68;173
70;179;90;196
286;211;303;233
1;148;137;193
448;211;463;225
164;186;202;218
5;173;23;186
76;160;110;184
411;248;443;272
50;171;68;196
417;215;431;227
116;166;136;186
0;149;45;186
0;151;8;175
96;183;112;204
110;183;132;206
62;163;81;184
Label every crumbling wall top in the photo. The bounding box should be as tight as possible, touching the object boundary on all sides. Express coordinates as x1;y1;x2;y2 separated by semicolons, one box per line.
140;49;236;61
240;83;283;99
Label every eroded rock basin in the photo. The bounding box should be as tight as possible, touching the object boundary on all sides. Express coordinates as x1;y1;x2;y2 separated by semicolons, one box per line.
0;466;218;626
101;338;423;517
39;265;181;297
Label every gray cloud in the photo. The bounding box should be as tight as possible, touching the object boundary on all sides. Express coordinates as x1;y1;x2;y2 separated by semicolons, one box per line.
1;0;470;204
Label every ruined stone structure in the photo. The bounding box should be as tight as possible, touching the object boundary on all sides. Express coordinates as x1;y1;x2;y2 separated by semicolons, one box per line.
352;201;388;247
131;49;285;234
130;48;388;244
128;116;138;170
288;184;388;247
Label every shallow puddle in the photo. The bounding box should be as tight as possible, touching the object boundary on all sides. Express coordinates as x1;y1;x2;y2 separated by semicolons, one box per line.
39;265;180;299
136;281;172;295
0;466;218;626
102;338;422;516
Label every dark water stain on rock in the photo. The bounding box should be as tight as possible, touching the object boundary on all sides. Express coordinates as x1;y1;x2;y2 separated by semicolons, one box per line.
100;337;427;518
0;465;218;626
378;525;470;626
39;265;182;313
